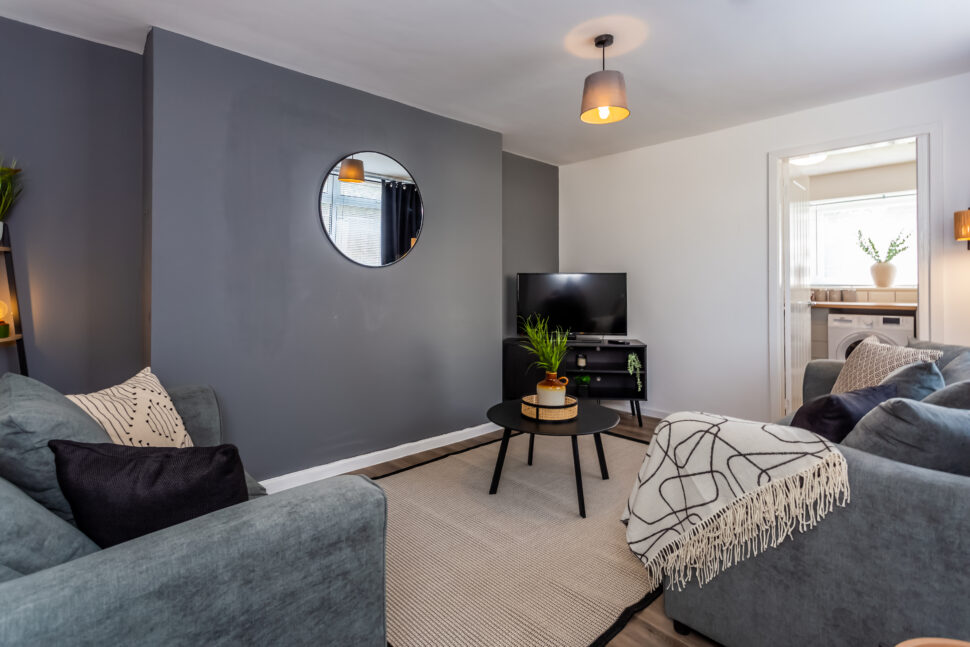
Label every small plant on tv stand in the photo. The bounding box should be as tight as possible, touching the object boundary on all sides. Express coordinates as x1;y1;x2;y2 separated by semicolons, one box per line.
574;374;592;398
627;352;643;394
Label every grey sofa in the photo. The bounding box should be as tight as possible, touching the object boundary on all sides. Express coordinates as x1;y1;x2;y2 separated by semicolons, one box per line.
665;346;970;647
0;384;387;646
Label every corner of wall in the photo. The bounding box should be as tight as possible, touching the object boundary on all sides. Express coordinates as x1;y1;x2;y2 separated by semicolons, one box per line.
142;29;154;366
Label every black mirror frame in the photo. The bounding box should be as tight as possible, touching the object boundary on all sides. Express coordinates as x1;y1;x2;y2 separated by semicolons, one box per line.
317;150;424;268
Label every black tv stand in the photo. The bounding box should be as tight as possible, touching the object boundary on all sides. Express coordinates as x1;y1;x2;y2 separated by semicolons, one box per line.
502;337;648;426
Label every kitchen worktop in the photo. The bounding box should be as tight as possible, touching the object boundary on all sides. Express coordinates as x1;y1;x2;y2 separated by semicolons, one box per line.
811;301;917;312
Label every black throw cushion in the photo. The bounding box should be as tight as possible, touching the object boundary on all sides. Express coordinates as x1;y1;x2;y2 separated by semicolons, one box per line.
790;384;897;443
48;441;248;548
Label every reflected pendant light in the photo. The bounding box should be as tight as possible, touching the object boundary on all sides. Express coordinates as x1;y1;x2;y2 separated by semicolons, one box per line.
955;208;970;250
338;156;364;183
580;34;630;125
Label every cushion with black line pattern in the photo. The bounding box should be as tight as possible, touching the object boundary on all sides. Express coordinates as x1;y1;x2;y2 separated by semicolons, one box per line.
67;368;193;449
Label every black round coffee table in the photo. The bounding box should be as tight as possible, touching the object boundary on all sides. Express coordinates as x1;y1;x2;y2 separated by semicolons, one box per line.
486;400;621;518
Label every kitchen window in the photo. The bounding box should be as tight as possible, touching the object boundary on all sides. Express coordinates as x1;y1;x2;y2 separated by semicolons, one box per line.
809;191;917;287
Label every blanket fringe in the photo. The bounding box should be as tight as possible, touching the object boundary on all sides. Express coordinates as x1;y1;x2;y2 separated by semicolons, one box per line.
640;450;850;591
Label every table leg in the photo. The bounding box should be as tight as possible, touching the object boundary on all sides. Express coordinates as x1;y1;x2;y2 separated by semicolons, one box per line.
527;433;534;466
489;428;512;494
594;432;609;480
571;435;586;518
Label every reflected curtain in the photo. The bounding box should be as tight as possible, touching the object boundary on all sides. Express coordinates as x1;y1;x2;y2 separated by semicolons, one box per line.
381;181;422;264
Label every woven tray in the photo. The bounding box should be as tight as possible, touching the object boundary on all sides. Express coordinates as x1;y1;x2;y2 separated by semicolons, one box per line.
521;395;578;422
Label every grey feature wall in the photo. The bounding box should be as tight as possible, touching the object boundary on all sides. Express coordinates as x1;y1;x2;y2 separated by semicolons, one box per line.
502;152;559;336
0;17;145;394
147;30;503;479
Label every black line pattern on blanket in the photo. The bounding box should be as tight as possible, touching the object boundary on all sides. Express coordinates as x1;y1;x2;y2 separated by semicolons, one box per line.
624;413;834;562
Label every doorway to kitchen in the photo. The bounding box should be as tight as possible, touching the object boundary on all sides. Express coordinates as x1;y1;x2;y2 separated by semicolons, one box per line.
769;133;933;417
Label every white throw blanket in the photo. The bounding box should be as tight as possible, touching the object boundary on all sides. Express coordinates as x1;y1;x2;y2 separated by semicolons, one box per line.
622;412;850;589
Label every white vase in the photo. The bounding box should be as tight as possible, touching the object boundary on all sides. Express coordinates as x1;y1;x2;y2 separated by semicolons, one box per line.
870;262;897;288
536;372;568;406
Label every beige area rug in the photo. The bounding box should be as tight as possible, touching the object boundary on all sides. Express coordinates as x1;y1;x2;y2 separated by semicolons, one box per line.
378;431;658;647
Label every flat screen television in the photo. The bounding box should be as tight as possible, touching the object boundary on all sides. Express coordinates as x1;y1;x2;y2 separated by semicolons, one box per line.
516;273;627;336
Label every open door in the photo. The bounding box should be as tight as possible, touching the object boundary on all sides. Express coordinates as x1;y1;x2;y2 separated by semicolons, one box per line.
783;162;812;414
770;132;935;422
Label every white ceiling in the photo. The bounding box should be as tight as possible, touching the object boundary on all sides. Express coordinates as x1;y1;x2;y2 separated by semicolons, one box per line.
3;0;970;165
797;139;917;176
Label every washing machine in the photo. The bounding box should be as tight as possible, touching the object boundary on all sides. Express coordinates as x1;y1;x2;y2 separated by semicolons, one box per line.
828;314;915;360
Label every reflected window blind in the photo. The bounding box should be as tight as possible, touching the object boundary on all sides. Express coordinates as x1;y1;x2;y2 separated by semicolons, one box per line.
320;174;383;265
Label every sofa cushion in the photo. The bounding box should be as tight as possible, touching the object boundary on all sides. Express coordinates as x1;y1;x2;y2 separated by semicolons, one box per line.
878;360;944;400
0;374;111;522
923;381;970;410
941;352;970;385
843;399;970;477
67;368;193;449
832;337;941;394
907;339;969;369
0;474;99;577
790;384;897;443
49;440;249;548
0;564;21;583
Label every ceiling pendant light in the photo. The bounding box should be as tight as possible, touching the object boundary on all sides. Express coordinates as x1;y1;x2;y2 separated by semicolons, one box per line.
580;34;630;125
338;155;364;183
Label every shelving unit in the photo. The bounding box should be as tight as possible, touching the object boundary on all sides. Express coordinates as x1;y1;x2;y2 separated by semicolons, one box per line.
0;227;28;375
502;338;647;426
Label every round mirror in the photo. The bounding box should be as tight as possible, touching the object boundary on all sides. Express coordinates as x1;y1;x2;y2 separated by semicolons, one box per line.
319;151;424;267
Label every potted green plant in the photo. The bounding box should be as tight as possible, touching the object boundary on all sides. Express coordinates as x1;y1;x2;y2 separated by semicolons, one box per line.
857;230;910;288
520;314;570;405
0;159;23;240
574;374;592;399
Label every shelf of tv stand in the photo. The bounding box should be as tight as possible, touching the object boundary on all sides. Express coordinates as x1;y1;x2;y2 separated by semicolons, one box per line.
564;368;644;375
0;334;22;344
503;336;648;426
503;338;647;397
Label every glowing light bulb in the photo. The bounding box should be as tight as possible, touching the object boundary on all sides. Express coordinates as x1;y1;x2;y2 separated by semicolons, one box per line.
597;106;610;120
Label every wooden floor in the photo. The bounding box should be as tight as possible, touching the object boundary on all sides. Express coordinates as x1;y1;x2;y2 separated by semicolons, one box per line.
351;410;719;647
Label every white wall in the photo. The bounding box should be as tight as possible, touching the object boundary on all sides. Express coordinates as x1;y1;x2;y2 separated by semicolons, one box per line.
809;162;916;201
559;71;970;422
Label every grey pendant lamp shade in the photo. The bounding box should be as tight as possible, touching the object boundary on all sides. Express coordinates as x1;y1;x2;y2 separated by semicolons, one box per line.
580;34;630;124
338;157;364;182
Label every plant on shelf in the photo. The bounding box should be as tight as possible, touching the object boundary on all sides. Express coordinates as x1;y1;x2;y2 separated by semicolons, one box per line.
574;374;592;399
520;314;571;406
857;229;910;288
627;353;643;394
0;158;23;237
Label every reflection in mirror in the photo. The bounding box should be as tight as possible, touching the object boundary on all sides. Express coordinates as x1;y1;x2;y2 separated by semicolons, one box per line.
319;151;423;267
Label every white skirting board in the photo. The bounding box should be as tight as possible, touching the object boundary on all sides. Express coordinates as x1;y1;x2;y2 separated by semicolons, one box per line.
260;422;499;494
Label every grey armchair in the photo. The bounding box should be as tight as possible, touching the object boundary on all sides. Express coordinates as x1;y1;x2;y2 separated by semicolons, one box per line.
0;385;387;646
664;348;970;647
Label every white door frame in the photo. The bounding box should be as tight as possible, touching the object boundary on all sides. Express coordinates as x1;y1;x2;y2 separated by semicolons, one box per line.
767;125;944;420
